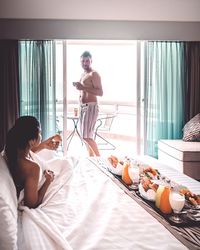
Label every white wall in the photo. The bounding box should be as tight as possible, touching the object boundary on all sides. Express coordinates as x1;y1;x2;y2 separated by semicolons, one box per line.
0;0;200;21
0;0;200;40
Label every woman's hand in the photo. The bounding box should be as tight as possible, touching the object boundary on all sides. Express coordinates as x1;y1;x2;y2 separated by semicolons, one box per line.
44;136;60;150
44;170;55;183
31;134;62;153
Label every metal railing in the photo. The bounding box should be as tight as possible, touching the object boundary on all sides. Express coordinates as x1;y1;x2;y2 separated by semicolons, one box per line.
56;100;138;139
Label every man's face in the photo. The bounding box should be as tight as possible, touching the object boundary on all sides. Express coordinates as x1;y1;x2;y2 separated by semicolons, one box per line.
81;56;92;71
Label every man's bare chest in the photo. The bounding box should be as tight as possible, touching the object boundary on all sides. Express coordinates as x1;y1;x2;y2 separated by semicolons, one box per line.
81;72;94;87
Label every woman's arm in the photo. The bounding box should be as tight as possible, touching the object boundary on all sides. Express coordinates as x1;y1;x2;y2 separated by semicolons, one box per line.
23;163;54;208
31;134;62;153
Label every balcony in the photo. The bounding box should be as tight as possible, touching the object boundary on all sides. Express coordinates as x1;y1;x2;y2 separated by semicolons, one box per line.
56;100;144;157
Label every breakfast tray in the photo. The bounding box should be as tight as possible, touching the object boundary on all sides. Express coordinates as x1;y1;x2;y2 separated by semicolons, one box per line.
112;172;200;227
89;157;200;250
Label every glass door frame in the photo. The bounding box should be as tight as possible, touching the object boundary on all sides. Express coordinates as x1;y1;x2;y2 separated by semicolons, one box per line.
59;40;143;156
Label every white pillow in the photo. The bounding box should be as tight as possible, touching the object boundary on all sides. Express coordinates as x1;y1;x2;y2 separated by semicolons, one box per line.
0;154;18;250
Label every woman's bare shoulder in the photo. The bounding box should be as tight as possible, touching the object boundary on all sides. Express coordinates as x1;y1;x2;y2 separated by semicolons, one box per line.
19;158;40;177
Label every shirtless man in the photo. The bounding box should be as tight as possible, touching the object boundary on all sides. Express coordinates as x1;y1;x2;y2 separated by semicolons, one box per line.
74;51;103;156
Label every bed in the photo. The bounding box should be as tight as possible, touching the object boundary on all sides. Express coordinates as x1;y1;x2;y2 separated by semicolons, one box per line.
0;150;199;250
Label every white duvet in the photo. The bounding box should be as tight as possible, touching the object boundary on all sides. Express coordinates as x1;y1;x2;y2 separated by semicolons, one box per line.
17;153;188;250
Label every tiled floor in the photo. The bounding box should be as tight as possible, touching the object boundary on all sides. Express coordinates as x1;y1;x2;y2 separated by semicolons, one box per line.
60;134;137;159
56;109;140;159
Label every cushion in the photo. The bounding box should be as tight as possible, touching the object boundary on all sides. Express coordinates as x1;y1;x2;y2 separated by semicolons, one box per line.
158;139;200;162
0;154;18;250
183;113;200;141
158;139;200;179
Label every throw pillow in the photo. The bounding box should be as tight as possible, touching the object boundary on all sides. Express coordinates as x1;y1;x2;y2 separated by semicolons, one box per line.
183;113;200;141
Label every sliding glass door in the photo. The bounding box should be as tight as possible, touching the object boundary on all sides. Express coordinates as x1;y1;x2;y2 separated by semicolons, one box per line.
55;40;144;155
18;39;187;157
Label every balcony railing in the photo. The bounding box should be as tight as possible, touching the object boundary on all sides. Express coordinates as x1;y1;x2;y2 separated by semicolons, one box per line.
56;100;139;141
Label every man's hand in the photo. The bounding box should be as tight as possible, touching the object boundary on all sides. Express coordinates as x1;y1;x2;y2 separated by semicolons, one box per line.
75;82;84;90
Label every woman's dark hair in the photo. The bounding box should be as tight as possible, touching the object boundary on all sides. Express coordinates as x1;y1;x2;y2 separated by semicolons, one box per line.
4;116;40;177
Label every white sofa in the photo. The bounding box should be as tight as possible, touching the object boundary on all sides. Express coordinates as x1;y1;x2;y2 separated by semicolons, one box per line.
158;139;200;180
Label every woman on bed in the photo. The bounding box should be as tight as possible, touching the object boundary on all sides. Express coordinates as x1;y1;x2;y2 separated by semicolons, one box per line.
4;116;62;208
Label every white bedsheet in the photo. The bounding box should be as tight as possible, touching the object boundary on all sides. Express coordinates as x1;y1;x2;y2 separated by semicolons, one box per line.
17;155;188;250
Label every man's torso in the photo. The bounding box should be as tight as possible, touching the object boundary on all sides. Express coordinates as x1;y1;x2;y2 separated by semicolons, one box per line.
80;70;99;103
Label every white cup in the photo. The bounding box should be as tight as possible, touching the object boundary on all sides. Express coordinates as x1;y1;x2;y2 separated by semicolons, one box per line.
128;166;140;184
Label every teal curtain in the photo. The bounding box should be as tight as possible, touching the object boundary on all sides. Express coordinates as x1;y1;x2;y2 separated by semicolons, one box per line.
19;41;56;139
144;41;185;158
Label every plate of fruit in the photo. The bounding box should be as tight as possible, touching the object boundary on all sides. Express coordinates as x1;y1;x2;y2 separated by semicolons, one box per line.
107;155;124;176
139;176;159;201
179;187;200;209
142;166;160;180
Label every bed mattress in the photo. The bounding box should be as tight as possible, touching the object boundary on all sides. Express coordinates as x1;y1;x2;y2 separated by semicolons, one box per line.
158;139;200;179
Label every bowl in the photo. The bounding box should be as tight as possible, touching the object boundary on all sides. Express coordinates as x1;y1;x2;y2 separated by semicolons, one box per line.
107;162;123;176
138;183;156;201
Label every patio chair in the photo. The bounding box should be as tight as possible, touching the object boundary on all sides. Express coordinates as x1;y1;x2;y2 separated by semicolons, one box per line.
94;113;116;150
